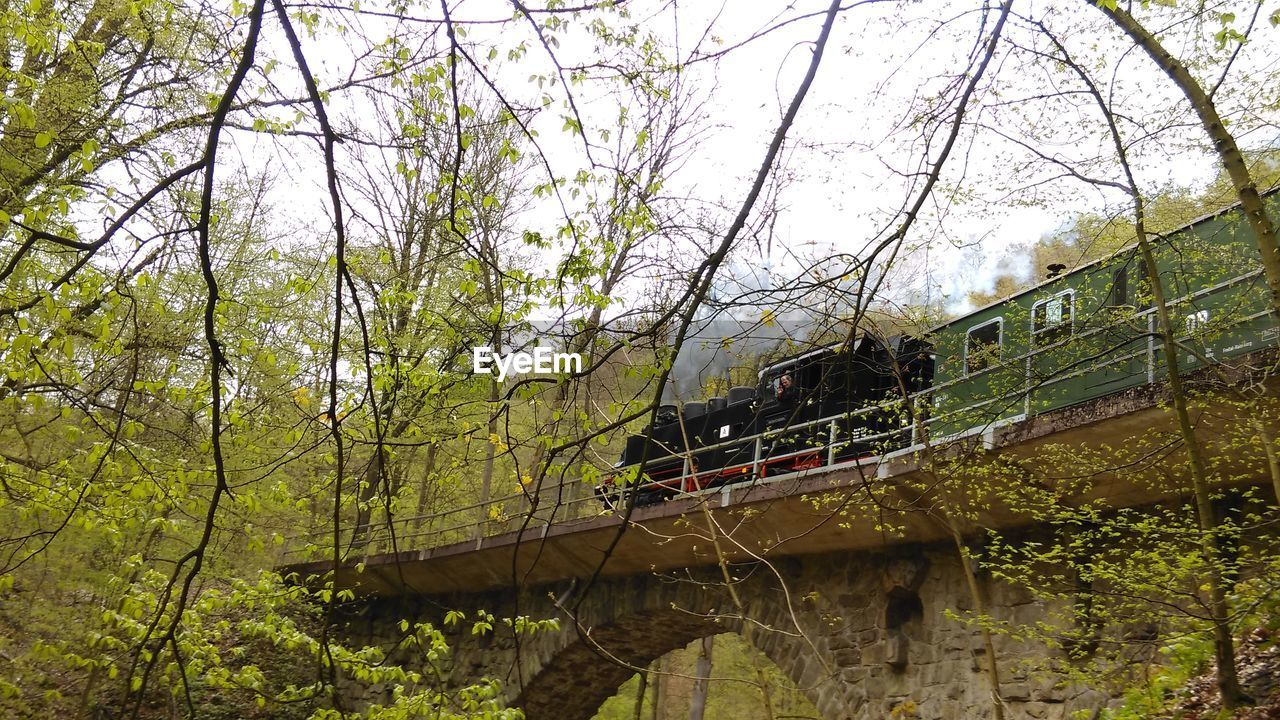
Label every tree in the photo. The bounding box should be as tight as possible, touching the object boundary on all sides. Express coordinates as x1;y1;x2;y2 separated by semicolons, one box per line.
945;9;1280;710
339;77;535;550
1091;0;1280;322
5;0;1280;716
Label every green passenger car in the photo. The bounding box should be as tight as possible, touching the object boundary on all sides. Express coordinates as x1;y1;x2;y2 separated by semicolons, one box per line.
928;191;1280;439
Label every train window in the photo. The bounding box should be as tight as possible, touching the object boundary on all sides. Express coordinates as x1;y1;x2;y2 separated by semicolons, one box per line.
1032;290;1074;347
1185;309;1209;335
1109;266;1128;307
965;318;1002;375
1135;261;1151;310
770;372;801;405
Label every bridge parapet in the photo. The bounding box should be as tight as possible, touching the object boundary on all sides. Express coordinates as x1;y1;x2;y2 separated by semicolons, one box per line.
285;340;1280;574
285;352;1280;597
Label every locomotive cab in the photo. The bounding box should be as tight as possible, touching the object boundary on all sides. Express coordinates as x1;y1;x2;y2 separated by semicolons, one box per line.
757;347;833;472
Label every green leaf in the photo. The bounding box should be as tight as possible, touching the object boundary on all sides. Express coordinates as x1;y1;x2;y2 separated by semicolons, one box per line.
34;131;52;148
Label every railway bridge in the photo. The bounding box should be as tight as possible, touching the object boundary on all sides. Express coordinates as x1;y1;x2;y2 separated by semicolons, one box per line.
284;356;1280;720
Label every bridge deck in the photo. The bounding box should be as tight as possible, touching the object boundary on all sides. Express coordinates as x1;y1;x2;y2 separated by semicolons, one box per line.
282;354;1279;597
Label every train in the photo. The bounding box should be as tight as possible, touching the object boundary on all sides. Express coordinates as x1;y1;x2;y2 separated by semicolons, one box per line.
596;190;1280;507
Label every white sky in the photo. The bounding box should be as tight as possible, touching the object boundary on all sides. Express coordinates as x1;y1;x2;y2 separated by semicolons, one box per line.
236;0;1280;320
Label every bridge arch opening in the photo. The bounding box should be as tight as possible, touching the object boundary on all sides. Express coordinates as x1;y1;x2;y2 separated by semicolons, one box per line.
590;633;821;720
512;604;829;720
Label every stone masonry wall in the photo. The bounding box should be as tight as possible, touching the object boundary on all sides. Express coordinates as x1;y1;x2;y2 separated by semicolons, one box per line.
342;543;1112;720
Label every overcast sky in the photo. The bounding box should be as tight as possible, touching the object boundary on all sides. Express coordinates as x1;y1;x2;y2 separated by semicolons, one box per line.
248;0;1280;320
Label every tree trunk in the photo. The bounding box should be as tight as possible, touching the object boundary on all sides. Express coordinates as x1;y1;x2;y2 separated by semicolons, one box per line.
1253;415;1280;505
948;521;1006;720
908;392;1006;720
476;374;500;539
1133;235;1249;709
649;655;665;720
412;443;439;531
751;652;777;720
632;668;649;720
689;635;714;720
350;447;384;551
1038;21;1251;707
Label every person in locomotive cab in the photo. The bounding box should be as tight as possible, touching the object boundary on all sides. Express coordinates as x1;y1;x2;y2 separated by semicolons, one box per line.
776;373;799;405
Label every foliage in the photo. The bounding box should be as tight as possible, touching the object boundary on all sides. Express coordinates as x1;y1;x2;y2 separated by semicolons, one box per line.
0;567;539;719
968;150;1280;309
1;0;1279;717
591;634;818;720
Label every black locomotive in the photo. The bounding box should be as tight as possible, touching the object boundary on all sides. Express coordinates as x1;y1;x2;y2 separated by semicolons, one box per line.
597;334;934;506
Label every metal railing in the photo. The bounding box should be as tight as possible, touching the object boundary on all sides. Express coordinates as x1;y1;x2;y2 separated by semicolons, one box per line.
282;267;1272;563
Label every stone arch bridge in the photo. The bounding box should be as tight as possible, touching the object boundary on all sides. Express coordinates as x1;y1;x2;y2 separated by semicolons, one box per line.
287;360;1280;720
343;545;1093;719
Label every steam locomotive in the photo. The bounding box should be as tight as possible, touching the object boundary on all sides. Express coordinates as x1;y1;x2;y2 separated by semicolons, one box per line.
597;335;934;506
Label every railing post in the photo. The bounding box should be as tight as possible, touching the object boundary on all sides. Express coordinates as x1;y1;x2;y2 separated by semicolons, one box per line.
910;397;921;446
1147;313;1156;383
472;501;485;544
826;419;837;466
752;435;763;479
1024;351;1032;417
